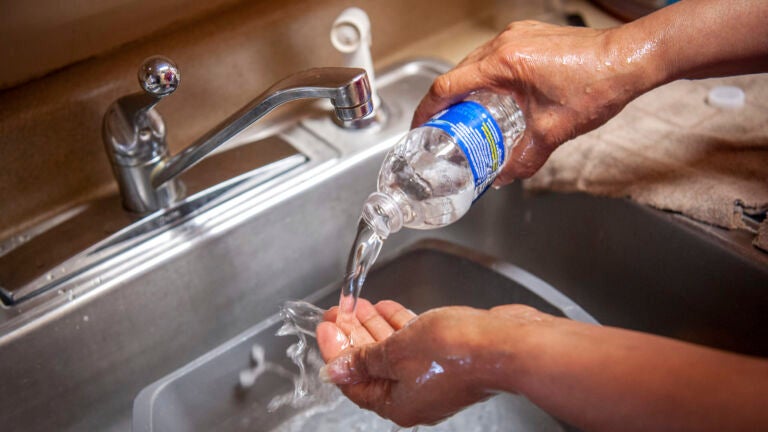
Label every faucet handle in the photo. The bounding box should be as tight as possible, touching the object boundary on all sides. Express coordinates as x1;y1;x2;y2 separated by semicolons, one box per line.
103;55;183;212
138;56;180;97
112;56;180;131
104;55;180;162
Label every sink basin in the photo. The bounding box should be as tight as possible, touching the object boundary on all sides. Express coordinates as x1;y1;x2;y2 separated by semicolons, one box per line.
1;58;766;432
133;240;595;432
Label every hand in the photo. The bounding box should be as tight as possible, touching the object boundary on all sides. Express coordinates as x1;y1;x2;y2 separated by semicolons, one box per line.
316;299;549;427
411;21;657;183
318;297;768;431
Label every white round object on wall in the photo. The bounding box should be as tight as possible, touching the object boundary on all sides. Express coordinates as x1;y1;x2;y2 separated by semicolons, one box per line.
707;85;746;109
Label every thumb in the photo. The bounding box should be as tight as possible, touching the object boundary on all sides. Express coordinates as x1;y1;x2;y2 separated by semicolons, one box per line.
319;342;392;385
316;321;349;363
411;63;490;128
499;134;554;181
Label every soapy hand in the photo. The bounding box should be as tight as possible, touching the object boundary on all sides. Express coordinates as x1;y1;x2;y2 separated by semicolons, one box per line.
412;21;656;184
316;299;547;427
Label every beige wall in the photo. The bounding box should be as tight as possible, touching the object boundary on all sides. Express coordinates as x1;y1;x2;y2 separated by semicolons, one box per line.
0;0;243;89
0;0;494;238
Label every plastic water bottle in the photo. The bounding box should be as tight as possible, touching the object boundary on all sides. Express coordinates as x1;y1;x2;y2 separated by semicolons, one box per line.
362;92;525;238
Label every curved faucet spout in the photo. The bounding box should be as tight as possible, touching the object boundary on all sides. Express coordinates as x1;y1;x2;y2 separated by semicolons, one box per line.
152;67;372;188
103;58;373;215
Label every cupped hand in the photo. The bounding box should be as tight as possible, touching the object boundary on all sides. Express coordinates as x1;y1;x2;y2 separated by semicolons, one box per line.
317;299;550;427
412;20;655;183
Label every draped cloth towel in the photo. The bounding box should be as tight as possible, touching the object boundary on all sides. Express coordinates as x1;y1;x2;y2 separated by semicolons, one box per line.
525;74;768;252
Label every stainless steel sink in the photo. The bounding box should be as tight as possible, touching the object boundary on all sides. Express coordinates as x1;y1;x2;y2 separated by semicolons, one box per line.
132;240;595;432
1;58;766;432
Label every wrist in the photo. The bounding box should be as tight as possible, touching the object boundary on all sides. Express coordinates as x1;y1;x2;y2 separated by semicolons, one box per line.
470;305;556;394
601;24;670;101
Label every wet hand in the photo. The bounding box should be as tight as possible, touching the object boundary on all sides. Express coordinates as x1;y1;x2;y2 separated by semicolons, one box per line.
412;21;655;183
317;300;549;427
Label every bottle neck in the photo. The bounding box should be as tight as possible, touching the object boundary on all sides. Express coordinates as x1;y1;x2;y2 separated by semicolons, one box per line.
361;192;404;239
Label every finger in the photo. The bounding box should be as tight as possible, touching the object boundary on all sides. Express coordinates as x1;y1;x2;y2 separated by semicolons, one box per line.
325;297;374;323
411;63;491;128
316;322;349;362
356;299;396;341
375;300;417;330
455;42;492;68
324;307;338;322
497;133;554;182
319;341;394;384
327;301;377;347
348;322;377;346
489;303;541;317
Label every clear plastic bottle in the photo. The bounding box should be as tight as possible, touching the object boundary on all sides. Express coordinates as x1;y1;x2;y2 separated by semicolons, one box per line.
362;92;525;238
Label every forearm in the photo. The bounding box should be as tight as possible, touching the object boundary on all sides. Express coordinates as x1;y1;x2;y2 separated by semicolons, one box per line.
493;317;768;432
610;0;768;89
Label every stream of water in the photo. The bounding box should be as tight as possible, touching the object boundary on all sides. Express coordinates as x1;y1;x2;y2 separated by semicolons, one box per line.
336;219;385;347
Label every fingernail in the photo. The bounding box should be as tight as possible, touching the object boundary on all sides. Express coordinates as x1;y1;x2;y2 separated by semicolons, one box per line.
491;178;512;189
318;365;333;383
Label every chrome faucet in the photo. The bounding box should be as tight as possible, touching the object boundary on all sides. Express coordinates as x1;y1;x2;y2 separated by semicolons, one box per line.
103;56;373;214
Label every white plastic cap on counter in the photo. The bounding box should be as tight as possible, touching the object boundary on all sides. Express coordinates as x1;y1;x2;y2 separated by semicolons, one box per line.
707;85;746;109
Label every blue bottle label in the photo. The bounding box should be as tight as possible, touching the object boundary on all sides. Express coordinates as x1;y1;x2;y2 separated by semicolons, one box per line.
424;101;505;199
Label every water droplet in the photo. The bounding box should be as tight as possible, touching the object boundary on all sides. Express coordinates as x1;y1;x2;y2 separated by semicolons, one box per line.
46;274;54;281
139;127;152;141
83;315;89;322
239;369;257;388
251;345;265;363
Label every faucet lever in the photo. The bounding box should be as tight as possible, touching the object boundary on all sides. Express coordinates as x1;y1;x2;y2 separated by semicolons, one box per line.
138;56;180;98
103;56;182;213
104;56;180;160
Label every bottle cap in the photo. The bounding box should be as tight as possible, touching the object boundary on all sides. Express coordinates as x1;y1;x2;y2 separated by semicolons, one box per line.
707;85;745;109
361;192;403;238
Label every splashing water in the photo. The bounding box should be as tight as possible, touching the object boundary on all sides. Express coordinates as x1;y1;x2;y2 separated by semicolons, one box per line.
239;301;331;412
275;301;326;403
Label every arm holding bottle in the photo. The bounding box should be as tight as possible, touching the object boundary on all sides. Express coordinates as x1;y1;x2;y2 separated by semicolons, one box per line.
410;0;768;183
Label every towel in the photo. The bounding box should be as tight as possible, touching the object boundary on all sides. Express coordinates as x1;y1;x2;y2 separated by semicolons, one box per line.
525;74;768;252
